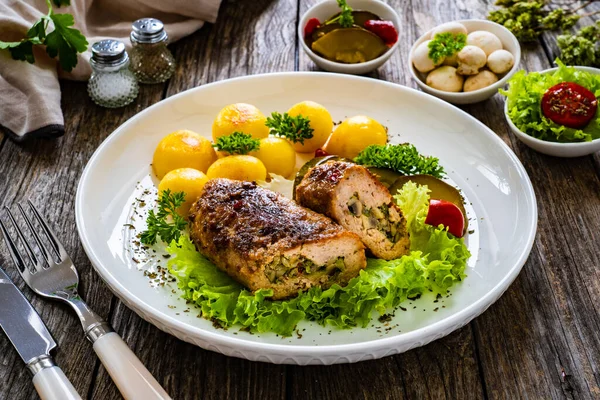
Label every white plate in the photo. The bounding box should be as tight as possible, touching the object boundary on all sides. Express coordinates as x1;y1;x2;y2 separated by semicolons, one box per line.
75;72;537;365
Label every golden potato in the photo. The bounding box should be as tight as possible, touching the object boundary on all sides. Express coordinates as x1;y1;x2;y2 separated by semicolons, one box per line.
251;137;296;178
287;101;333;153
152;130;217;179
206;155;267;182
158;168;209;216
324;116;387;159
212;103;270;142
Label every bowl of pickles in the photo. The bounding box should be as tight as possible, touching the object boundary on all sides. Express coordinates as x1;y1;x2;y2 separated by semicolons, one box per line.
299;0;401;75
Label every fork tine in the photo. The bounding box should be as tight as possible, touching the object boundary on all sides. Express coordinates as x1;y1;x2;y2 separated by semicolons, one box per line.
16;203;55;266
25;200;68;260
4;207;39;269
0;218;32;279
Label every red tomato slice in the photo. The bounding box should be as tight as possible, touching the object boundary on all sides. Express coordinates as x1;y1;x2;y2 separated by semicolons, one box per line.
304;18;321;38
541;82;598;129
363;20;398;46
425;199;465;238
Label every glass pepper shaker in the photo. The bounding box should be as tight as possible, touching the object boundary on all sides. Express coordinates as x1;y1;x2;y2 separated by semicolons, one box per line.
129;18;176;84
88;39;139;108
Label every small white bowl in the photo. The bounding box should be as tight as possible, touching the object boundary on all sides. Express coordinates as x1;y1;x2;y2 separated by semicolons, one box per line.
409;19;521;104
298;0;401;75
504;66;600;157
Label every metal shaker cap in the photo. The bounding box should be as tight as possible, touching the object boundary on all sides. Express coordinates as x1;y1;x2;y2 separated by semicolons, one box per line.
131;18;168;44
90;39;128;68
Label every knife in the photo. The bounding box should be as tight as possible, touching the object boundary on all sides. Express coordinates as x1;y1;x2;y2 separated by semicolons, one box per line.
0;265;81;400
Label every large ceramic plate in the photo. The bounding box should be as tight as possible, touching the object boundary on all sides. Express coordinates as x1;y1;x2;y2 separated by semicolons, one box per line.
75;73;537;365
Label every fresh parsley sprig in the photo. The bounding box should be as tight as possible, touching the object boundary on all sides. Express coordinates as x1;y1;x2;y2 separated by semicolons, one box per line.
325;0;354;28
354;144;445;178
141;190;187;246
428;33;466;64
265;112;314;144
0;0;87;71
213;132;260;155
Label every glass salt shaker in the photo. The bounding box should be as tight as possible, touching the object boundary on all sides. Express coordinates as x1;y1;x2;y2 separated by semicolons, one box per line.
87;40;139;108
129;18;176;84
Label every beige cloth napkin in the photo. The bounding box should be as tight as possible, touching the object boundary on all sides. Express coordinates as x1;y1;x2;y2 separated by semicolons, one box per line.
0;0;221;141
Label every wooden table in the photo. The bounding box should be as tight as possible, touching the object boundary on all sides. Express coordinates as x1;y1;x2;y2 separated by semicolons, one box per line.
1;0;599;398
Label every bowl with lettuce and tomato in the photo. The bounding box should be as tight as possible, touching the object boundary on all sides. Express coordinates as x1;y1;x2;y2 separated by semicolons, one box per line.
502;61;600;157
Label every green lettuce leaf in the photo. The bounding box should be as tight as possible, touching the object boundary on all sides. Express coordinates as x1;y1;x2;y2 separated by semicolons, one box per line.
501;60;600;142
167;183;469;336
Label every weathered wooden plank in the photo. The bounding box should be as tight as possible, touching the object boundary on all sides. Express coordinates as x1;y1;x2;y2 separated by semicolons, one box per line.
0;80;166;399
89;0;299;398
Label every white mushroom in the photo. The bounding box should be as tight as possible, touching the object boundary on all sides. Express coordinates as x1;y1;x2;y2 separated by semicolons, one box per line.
463;70;499;92
426;66;464;92
443;53;458;67
457;45;487;75
412;40;444;73
467;31;503;56
487;49;515;74
430;22;468;38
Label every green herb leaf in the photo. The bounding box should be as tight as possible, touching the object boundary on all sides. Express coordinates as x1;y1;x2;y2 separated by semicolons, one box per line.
45;12;88;71
141;189;188;245
0;0;86;71
213;132;260;155
354;144;445;178
336;0;354;28
428;32;466;64
53;0;71;6
265;112;314;144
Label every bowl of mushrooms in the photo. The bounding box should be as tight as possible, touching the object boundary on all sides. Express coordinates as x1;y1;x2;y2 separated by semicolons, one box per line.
409;19;521;104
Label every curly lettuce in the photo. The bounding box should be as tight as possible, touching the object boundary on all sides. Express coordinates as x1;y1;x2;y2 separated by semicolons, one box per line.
167;182;469;336
501;60;600;142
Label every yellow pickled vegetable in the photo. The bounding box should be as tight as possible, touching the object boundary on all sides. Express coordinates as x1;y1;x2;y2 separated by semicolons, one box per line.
324;116;387;159
152;130;217;179
251;137;296;178
158;168;209;216
287;101;334;153
206;155;267;182
212;103;269;142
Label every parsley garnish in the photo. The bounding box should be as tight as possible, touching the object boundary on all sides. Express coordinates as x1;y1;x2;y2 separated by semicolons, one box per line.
140;190;187;246
428;33;467;64
325;0;354;28
213;132;260;155
354;144;445;178
0;0;87;71
265;112;314;144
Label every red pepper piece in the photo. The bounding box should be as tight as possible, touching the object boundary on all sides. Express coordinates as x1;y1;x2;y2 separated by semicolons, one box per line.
425;199;465;238
541;82;598;129
363;20;398;45
314;148;329;157
304;18;321;38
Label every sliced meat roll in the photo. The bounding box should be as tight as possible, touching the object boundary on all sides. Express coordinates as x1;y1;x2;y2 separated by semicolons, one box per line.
188;179;366;300
295;161;410;260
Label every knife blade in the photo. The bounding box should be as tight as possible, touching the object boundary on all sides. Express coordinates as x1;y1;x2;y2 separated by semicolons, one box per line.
0;265;56;366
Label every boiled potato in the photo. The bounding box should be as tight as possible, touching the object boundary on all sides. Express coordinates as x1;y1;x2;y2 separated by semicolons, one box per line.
158;168;209;216
287;101;334;153
324;116;387;159
212;103;270;142
152;130;217;179
206;155;267;182
251;137;296;178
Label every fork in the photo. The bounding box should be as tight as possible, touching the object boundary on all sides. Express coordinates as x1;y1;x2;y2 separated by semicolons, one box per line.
0;201;171;400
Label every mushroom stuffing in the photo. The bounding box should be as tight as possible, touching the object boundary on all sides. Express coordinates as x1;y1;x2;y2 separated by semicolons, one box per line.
411;22;515;93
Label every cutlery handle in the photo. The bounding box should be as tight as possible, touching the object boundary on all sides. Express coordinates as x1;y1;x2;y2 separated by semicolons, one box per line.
32;366;82;400
92;332;171;400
